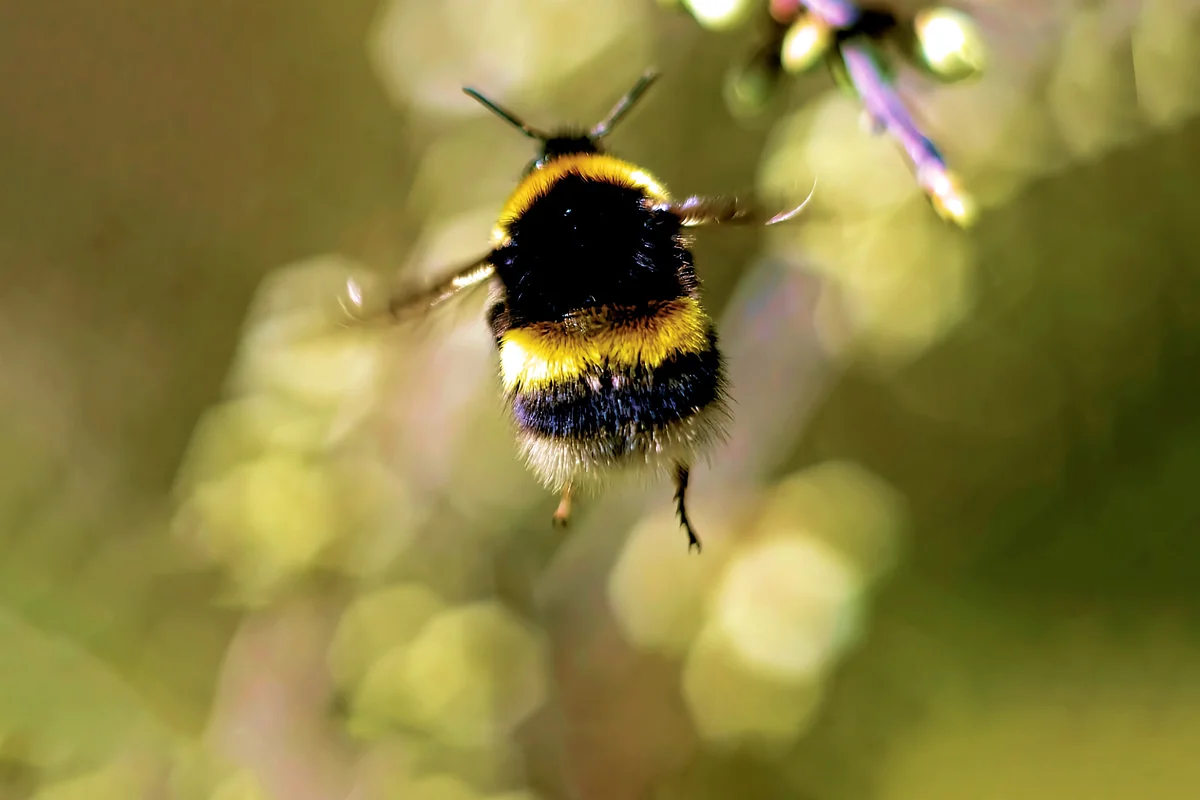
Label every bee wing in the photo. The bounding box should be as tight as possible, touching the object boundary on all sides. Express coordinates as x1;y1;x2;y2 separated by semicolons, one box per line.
662;179;816;228
340;255;496;340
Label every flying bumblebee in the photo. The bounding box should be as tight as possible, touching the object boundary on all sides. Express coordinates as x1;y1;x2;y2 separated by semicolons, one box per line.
368;71;809;552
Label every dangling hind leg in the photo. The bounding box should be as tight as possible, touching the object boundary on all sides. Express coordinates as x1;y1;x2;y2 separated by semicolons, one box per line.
552;482;573;528
674;464;701;553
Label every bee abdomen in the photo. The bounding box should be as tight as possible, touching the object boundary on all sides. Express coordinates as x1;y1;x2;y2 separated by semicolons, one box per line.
508;334;728;490
511;346;723;438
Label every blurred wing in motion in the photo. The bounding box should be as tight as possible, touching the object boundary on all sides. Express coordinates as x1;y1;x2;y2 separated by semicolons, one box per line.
664;179;817;227
340;254;496;339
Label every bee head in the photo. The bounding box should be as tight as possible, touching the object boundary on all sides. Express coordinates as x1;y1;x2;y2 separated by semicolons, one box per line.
541;132;602;160
511;132;602;174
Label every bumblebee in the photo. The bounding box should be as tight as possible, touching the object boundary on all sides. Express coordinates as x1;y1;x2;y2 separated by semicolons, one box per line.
381;71;808;552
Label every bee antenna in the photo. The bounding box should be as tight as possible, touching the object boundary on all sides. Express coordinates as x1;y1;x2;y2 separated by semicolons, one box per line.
463;88;549;140
591;69;660;139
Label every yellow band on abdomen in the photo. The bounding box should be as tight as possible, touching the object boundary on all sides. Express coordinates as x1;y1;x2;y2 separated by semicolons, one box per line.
499;297;711;391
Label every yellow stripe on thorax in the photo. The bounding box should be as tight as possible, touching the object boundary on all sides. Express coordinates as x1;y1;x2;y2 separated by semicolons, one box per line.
491;154;671;246
499;297;710;391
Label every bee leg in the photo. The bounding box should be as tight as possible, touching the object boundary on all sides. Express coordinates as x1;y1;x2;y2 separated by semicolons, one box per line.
674;464;702;553
552;483;573;528
663;182;816;228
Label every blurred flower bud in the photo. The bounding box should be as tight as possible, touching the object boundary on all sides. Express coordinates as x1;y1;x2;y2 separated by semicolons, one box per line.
919;163;978;227
781;14;834;75
769;0;802;25
681;0;755;31
912;7;988;83
803;0;861;29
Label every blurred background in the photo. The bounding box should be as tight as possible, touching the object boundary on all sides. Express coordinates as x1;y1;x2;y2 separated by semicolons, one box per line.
2;0;1200;797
